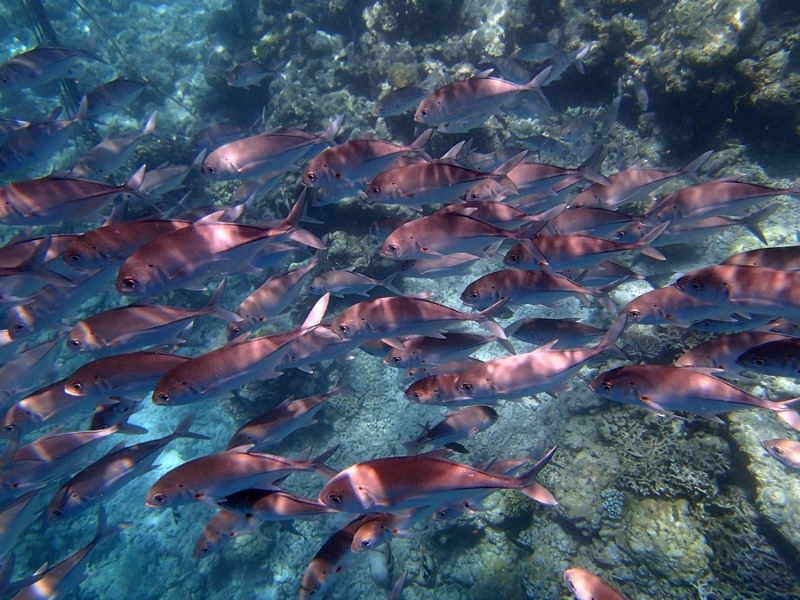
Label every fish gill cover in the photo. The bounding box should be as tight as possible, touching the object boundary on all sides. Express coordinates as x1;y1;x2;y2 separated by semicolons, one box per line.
0;0;799;598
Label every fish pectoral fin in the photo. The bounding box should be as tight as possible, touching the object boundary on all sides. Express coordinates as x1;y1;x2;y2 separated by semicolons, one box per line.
638;397;672;418
194;494;223;508
381;337;406;350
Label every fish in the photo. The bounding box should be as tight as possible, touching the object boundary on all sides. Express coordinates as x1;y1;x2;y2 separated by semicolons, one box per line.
226;251;321;339
365;151;527;209
444;315;626;403
146;446;337;509
414;67;552;128
67;279;240;354
460;268;612;311
564;567;628;600
227;380;348;449
761;439;800;472
85;78;148;119
515;42;560;63
0;97;88;174
0;489;41;558
226;60;270;88
503;223;669;272
318;445;558;513
0;45;101;92
599;78;623;136
374;86;430;117
153;294;330;405
0;238;77;305
674;331;793;378
403;405;498;453
190;121;249;153
138;152;204;198
387;570;408;600
0;338;62;406
89;397;146;434
298;514;376;600
302;129;432;188
200;115;343;180
434;200;560;231
349;511;421;552
399;252;481;278
735;338;800;378
307;268;402;298
504;318;606;348
0;426;118;501
194;509;250;559
116;189;323;297
0;553;44;598
369;216;411;240
546;206;642;238
644;177;800;224
0;119;29;146
276;322;362;374
13;508;128;600
627;70;649;111
70;110;158;179
674;264;800;320
47;413;207;521
62;217;191;270
589;365;800;431
721;244;800;271
619;285;732;327
0;233;79;268
404;373;477;406
540;46;589;84
63;351;191;399
379;210;535;261
383;332;509;368
329;294;508;343
0;165;147;226
568;150;713;208
7;269;115;340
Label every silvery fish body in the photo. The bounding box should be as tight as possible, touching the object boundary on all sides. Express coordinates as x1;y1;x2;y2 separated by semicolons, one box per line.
85;78;147;119
564;568;628;600
761;439;800;472
200;115;343;180
374;86;430;117
222;488;337;521
504;317;606;348
307;268;401;298
674;331;793;378
0;47;97;91
194;509;250;559
590;364;800;430
383;332;501;368
402;405;498;453
735;338;800;378
621;285;731;327
721;244;800;271
226;60;269;88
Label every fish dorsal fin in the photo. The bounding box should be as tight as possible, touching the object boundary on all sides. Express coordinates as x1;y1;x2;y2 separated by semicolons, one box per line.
533;339;559;352
474;68;495;79
196;210;226;224
301;293;330;329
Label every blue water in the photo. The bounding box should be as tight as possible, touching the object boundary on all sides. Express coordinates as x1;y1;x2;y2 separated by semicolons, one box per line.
1;0;800;598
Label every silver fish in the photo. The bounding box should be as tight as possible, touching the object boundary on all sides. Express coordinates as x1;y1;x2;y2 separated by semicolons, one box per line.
0;338;61;407
0;489;41;558
226;60;270;88
14;509;127;600
194;509;250;559
564;567;628;600
85;78;147;119
403;405;498;453
303;129;431;188
200;115;343;180
221;488;338;523
383;332;507;368
399;253;481;278
0;119;29;146
307;268;402;298
590;365;800;430
70;110;157;179
67;279;239;354
227;380;348;449
504;318;606;348
736;338;800;378
374;86;430;118
674;331;792;378
721;244;800;271
0;97;87;174
620;285;731;327
47;413;206;521
319;445;557;513
761;439;800;472
0;45;100;92
190;121;248;153
146;446;337;509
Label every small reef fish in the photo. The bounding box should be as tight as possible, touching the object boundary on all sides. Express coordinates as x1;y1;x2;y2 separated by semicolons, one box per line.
402;405;498;453
146;446;337;509
761;439;800;472
307;268;402;298
47;413;207;521
194;509;250;559
564;567;628;600
0;45;102;92
226;60;270;88
374;86;430;117
85;78;147;119
590;364;800;431
319;445;558;512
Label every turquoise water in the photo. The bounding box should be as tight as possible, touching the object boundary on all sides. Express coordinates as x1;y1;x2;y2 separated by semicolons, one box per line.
1;0;800;598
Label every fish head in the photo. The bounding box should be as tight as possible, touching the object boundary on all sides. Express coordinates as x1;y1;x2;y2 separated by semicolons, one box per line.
383;349;410;368
329;309;371;340
735;344;791;375
225;319;252;341
146;479;191;509
460;281;496;310
674;267;731;303
116;261;162;297
66;322;100;353
503;243;536;269
351;519;389;552
63;374;94;397
299;559;335;600
563;568;596;600
307;276;329;296
6;306;36;340
199;150;234;180
152;378;198;406
62;237;109;270
404;374;461;404
761;439;800;470
318;467;379;512
1;404;40;438
47;485;88;522
620;296;659;325
414;96;443;125
589;367;640;404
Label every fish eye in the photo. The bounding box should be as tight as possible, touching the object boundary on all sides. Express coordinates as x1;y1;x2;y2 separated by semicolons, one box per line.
751;356;766;366
204;166;215;174
601;381;613;392
157;393;170;403
66;253;82;263
67;339;81;349
469;291;479;299
337;324;348;333
70;382;83;391
507;254;519;263
121;277;137;290
420;109;428;117
13;323;25;331
460;382;473;392
306;172;316;182
687;279;703;291
152;493;166;503
386;244;398;254
230;326;241;336
614;230;625;240
628;309;640;320
360;539;372;549
391;356;402;364
51;509;63;517
370;186;381;196
327;493;342;504
773;446;784;455
411;391;421;400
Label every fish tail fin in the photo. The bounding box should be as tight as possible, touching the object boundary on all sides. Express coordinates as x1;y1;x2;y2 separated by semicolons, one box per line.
679;150;714;183
496;336;517;355
379;272;403;296
73;95;89;121
635;221;670;260
741;204;779;245
308;445;339;479
141;110;158;136
576;146;611;186
410;129;433;150
517;445;558;505
777;398;800;432
321;114;345;141
595;313;628;360
492;151;528;177
525;66;553;110
172;412;211;441
281;188;326;249
475;298;509;339
204;279;242;322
